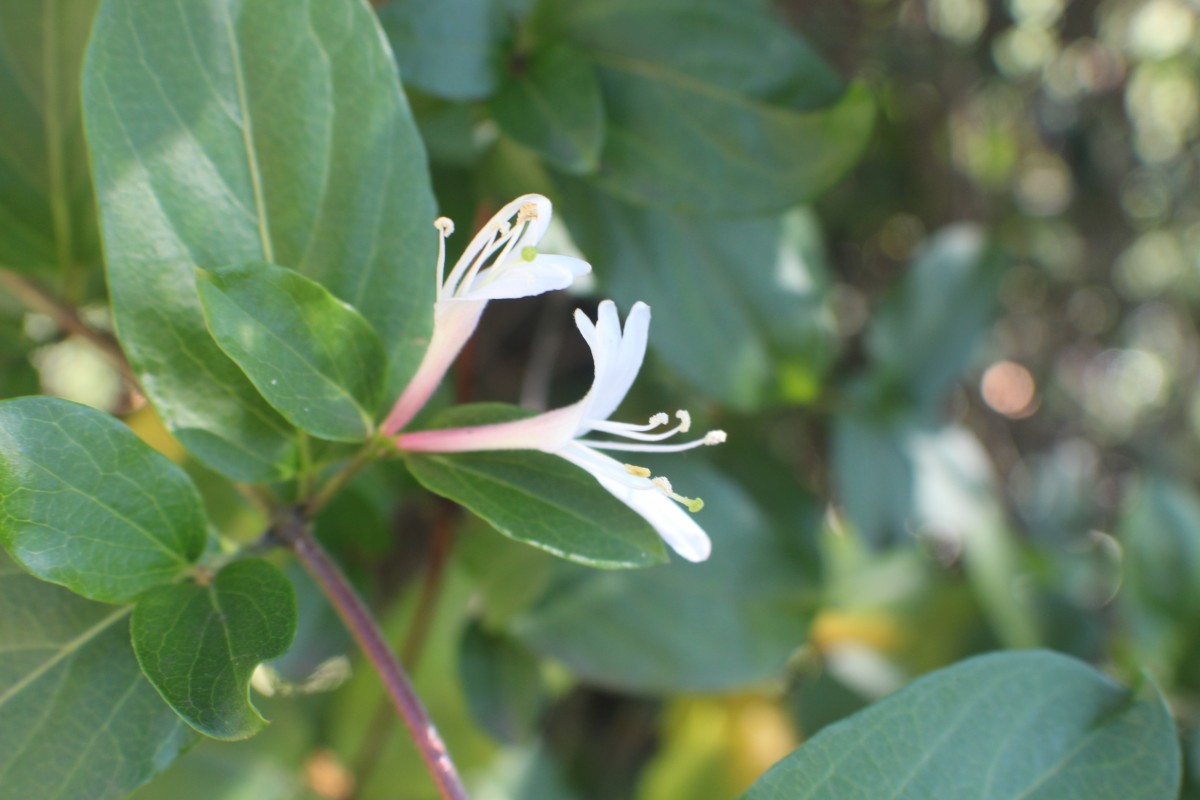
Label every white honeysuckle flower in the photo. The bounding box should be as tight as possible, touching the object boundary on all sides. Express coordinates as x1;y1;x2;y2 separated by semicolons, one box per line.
381;194;590;435
397;300;726;562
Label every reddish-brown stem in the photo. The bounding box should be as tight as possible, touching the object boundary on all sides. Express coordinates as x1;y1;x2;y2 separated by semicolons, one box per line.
277;514;469;800
349;505;460;794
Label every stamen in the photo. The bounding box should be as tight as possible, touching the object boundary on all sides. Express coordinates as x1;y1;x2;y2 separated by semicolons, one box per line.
651;477;705;512
590;413;670;436
460;234;509;295
624;464;652;478
578;429;725;452
434;217;454;298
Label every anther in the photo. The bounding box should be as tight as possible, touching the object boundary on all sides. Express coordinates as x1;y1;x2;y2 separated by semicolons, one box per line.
704;430;727;445
517;202;538;223
675;410;692;433
648;412;670;427
624;464;652;478
434;217;455;236
651;476;705;513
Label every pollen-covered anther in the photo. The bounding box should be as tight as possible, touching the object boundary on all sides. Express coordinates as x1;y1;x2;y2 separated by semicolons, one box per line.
434;217;455;236
675;410;692;433
704;430;727;445
517;202;538;223
624;463;652;478
651;476;705;512
648;412;670;427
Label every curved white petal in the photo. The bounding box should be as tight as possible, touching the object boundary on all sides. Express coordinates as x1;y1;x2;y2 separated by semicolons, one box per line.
444;194;554;297
581;301;650;427
557;440;656;491
462;255;590;301
573;306;599;351
560;446;712;562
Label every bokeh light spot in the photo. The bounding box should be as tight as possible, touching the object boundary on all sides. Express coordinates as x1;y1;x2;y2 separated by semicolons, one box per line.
981;360;1038;418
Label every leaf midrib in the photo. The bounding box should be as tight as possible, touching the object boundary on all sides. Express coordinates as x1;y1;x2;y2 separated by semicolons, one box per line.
0;604;132;708
217;0;274;263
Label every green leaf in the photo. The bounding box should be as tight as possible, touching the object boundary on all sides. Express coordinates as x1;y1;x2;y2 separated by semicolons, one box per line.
131;558;297;741
832;415;1008;549
1121;475;1200;623
131;699;314;800
489;44;605;175
866;225;1005;411
830;415;1040;646
459;619;548;744
404;403;667;569
537;0;873;213
0;552;193;799
741;651;1180;800
378;0;506;102
558;179;836;410
196;262;386;442
83;0;437;480
0;397;208;603
514;461;820;692
593;75;873;215
0;0;101;275
539;0;844;107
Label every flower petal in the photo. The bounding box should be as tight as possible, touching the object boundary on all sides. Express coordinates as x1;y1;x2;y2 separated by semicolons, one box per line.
397;404;583;453
463;255;590;301
581;301;651;426
444;194;554;297
381;300;486;435
559;445;711;562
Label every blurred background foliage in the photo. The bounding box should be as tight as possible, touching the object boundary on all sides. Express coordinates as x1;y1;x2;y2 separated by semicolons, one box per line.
3;0;1200;797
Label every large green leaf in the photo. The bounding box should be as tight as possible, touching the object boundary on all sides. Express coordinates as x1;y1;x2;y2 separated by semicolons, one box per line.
131;558;297;741
537;0;873;213
0;397;208;603
0;553;193;799
83;0;437;480
489;44;605;175
513;460;820;692
405;404;668;569
196;261;386;442
866;225;1005;411
558;180;836;410
0;0;101;276
741;651;1180;800
378;0;506;102
538;0;844;107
